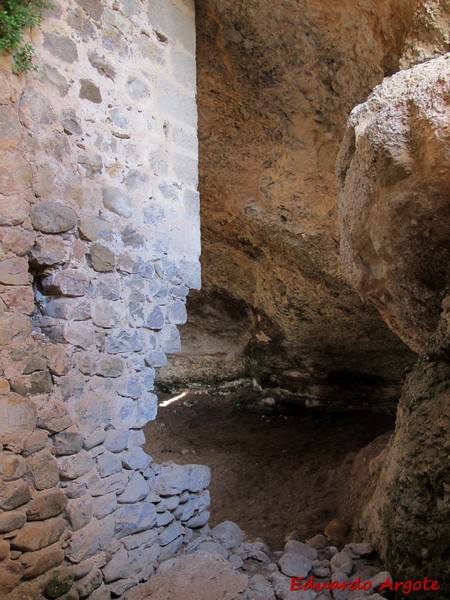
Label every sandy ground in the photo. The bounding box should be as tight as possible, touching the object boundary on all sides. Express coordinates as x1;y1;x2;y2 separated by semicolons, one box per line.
144;390;394;549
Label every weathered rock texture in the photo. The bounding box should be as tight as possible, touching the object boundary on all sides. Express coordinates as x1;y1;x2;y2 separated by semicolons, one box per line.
338;55;450;594
162;0;450;403
0;0;208;598
338;54;450;352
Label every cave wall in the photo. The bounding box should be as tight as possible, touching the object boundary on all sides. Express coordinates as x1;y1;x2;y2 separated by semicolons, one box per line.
338;54;450;592
0;1;210;598
163;0;448;408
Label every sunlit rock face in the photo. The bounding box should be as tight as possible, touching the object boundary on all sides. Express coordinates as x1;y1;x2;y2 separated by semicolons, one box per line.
338;54;450;353
338;55;450;594
165;0;450;403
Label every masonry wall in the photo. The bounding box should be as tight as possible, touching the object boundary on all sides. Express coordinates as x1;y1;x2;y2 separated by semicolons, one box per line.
0;1;207;598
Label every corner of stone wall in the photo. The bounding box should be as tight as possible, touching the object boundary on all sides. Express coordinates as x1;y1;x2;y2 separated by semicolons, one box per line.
0;1;207;598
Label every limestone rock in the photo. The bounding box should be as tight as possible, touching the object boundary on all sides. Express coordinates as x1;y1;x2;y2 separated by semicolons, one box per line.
11;517;66;551
26;489;68;521
28;449;60;490
0;394;37;438
30;202;77;234
102;186;132;218
338;54;450;352
0;257;29;285
0;455;26;481
54;432;84;456
0;511;26;533
284;540;318;561
21;542;65;579
211;521;245;549
278;553;313;578
78;216;113;242
88;243;115;272
0;196;29;226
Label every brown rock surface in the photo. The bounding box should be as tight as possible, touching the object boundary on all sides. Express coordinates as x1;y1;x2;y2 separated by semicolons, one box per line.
163;0;450;402
338;54;450;352
124;551;248;600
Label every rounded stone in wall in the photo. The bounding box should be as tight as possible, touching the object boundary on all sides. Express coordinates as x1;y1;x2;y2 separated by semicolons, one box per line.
30;202;78;234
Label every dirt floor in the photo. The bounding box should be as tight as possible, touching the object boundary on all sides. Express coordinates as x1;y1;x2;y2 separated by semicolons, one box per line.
144;389;395;550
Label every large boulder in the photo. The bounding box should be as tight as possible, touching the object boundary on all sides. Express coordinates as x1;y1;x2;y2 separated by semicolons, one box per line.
338;54;450;352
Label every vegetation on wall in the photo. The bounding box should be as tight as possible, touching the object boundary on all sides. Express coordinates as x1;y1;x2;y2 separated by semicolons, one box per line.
0;0;52;72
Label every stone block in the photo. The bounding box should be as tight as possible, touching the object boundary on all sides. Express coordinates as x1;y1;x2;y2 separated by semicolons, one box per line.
90;471;128;497
185;510;210;529
154;462;210;496
42;270;89;297
102;546;127;583
156;511;174;527
0;559;22;594
167;299;187;325
75;567;103;597
29;449;60;490
126;77;150;101
79;79;102;103
67;496;94;531
92;300;118;328
156;78;197;127
43;567;75;599
158;520;184;547
0;313;32;346
63;322;96;349
121;528;158;551
96;356;124;378
104;429;129;453
115;502;157;538
88;243;115;272
79;216;113;242
22;430;48;457
44;32;78;62
211;521;245;549
12;517;66;552
0;478;31;511
102;186;131;218
21;542;65;579
0;454;26;481
155;495;179;513
0;257;29;285
144;306;165;330
30;236;69;267
0;196;29;226
159;324;181;353
54;432;84;456
84;428;106;451
105;330;144;354
95;451;122;478
66;521;101;564
0;105;22;142
43;298;90;321
121;448;151;471
92;492;117;520
148;0;195;53
0;539;9;561
37;401;72;433
0;510;26;533
284;540;318;561
0;152;32;192
278;553;313;578
30;202;77;234
117;471;149;504
59;451;94;480
0;393;37;437
26;489;68;521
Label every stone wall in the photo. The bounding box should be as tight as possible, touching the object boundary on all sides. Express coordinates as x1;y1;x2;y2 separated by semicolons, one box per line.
0;1;207;598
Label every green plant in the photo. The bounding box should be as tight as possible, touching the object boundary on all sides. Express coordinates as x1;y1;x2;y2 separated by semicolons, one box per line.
0;0;53;73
